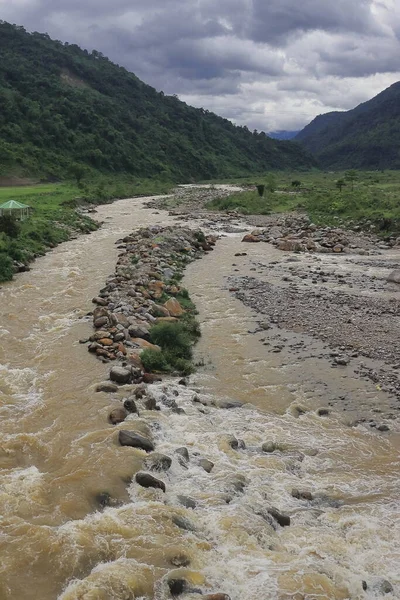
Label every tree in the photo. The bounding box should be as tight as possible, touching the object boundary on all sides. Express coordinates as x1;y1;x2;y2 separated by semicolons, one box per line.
266;174;277;193
0;214;20;238
68;163;87;185
336;179;346;192
291;180;301;188
344;170;358;191
256;184;265;197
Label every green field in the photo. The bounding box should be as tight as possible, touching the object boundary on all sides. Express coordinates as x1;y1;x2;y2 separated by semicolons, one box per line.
0;177;173;282
206;170;400;232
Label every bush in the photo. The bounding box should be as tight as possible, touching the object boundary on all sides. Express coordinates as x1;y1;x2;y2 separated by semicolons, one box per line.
149;321;193;360
0;253;14;282
0;214;20;238
141;349;169;373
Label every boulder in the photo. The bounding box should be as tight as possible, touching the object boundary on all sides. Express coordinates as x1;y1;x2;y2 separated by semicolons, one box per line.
135;472;165;492
387;270;400;284
268;507;291;527
242;234;261;243
108;406;128;425
144;452;172;472
131;338;161;352
164;298;185;317
123;398;137;413
177;495;197;509
109;366;132;384
96;382;119;393
291;488;313;501
203;595;231;600
143;373;162;384
199;458;214;473
94;316;109;328
262;441;276;453
118;430;154;452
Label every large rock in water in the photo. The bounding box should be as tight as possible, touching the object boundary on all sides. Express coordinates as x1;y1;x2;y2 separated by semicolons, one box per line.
109;366;132;384
118;430;154;452
135;472;166;492
387;270;400;284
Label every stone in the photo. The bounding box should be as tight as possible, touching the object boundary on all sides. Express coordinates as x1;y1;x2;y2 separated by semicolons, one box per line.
216;399;244;409
99;338;113;346
118;430;154;452
96;382;119;393
242;233;261;243
144;452;172;472
109;366;132;384
175;447;189;461
268;507;291;527
262;441;276;453
135;472;165;492
317;408;330;417
199;458;214;473
167;579;188;596
128;325;150;339
177;495;197;509
291;488;313;501
373;579;393;595
144;396;158;410
171;515;196;532
387;270;400;284
203;595;231;600
164;298;185;317
131;338;161;352
123;398;137;413
169;554;191;567
94;316;109;328
108;406;128;425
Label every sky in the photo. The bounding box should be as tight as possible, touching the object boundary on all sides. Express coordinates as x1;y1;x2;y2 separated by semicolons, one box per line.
1;0;400;132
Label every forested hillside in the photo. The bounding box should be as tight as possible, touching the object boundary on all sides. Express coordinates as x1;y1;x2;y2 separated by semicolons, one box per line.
295;82;400;169
0;22;315;180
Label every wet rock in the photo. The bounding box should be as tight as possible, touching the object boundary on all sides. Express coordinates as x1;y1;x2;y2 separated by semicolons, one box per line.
377;424;390;432
199;458;214;473
118;430;154;452
203;595;231;600
133;384;147;399
135;471;166;492
262;441;276;453
177;495;197;509
167;579;188;596
267;507;291;527
123;398;137;413
94;316;109;328
178;378;188;386
108;406;128;425
96;382;119;393
175;447;190;462
94;491;113;508
291;488;313;501
372;579;394;595
169;554;191;567
242;233;261;243
216;399;244;409
92;297;108;306
226;435;239;450
144;452;172;472
144;396;159;411
109;366;132;384
226;474;247;494
316;408;330;417
171;515;196;532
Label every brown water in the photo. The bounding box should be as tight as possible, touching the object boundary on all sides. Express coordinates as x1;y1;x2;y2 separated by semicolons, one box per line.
0;196;399;599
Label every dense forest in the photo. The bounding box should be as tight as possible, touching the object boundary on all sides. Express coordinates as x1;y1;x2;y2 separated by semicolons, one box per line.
296;82;400;169
0;22;315;181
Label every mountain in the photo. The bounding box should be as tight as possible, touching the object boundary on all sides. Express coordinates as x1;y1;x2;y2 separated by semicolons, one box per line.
295;82;400;169
268;130;300;140
0;22;315;181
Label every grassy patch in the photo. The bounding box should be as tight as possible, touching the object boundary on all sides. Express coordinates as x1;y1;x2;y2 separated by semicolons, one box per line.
206;170;400;234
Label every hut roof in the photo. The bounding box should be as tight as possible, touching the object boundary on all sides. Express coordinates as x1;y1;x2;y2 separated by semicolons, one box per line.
0;200;31;209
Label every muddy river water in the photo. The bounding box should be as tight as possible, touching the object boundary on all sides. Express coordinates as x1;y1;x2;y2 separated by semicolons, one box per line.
0;195;399;599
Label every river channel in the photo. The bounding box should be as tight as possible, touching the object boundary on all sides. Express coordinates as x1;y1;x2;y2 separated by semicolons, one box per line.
0;194;399;599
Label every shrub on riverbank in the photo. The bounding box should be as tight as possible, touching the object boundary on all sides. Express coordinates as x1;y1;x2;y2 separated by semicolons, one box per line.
0;253;14;282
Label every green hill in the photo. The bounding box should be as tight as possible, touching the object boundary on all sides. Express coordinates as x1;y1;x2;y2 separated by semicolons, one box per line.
0;21;315;181
295;82;400;169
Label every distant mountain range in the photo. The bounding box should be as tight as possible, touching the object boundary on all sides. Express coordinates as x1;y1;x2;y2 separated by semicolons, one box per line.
268;130;300;140
295;82;400;169
0;21;316;180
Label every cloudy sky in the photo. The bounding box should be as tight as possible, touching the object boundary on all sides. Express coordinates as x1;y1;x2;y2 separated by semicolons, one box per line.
1;0;400;132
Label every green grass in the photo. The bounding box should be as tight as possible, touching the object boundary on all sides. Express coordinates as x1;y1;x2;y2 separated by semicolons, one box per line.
0;176;173;282
205;170;400;234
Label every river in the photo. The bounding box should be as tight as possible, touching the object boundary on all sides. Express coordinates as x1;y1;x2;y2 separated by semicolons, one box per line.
0;195;399;599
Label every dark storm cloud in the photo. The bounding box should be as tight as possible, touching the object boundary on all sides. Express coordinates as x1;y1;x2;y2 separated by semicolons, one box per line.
0;0;399;130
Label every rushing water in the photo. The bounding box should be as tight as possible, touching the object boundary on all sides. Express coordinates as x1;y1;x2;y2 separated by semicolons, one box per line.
0;195;399;599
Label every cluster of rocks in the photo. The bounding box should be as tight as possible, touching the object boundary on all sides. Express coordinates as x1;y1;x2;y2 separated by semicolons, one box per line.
81;225;215;373
241;214;389;254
